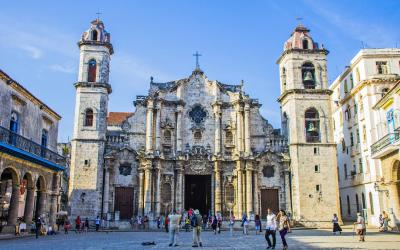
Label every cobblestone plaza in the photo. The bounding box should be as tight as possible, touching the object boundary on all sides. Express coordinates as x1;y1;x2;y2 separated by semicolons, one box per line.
0;229;399;250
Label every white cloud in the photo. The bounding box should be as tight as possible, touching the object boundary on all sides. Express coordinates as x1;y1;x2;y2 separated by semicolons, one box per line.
49;63;76;74
18;44;43;59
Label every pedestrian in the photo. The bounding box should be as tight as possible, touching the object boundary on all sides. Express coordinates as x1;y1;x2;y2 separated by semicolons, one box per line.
378;214;384;231
35;217;42;239
211;215;218;234
217;213;222;234
95;216;101;232
255;214;261;235
64;218;71;234
277;210;290;250
354;212;366;242
202;214;207;230
84;218;89;233
157;216;161;229
332;213;342;235
165;214;169;233
241;213;249;235
265;208;277;249
382;211;390;231
191;209;203;247
185;216;190;232
168;210;181;247
143;215;149;230
229;214;235;236
75;216;81;233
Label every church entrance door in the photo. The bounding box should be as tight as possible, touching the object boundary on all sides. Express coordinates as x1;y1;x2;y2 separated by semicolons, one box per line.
261;189;279;218
115;187;134;220
185;175;211;215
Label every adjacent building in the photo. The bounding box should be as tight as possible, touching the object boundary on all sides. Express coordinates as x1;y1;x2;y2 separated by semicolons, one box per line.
0;69;65;233
330;48;400;226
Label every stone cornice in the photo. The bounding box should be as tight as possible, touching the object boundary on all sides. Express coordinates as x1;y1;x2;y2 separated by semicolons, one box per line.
74;81;112;94
77;40;114;55
277;89;333;102
276;48;329;65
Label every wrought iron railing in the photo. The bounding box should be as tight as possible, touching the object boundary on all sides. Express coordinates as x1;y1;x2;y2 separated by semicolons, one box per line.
371;129;400;155
0;125;65;165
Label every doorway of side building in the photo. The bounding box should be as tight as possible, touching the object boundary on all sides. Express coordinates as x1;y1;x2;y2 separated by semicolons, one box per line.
261;189;279;219
185;175;211;215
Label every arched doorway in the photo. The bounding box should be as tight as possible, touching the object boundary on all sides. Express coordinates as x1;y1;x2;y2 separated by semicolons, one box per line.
34;176;46;221
21;173;34;223
392;160;400;222
0;168;20;227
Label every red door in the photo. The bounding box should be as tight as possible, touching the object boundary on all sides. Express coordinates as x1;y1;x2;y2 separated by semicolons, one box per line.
115;187;134;220
261;189;279;219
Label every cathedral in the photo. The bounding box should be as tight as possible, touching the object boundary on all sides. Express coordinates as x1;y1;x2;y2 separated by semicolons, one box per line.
69;19;340;227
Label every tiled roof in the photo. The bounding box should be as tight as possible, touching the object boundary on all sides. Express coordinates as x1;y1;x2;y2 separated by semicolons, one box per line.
107;112;133;126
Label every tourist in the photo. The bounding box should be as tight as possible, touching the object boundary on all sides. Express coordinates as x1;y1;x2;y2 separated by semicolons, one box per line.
157;216;161;229
64;218;71;234
379;214;384;231
35;217;42;239
95;216;101;231
75;216;81;233
354;212;366;242
277;210;290;250
382;211;390;231
191;209;203;247
241;213;249;235
211;215;218;234
143;215;149;230
332;214;342;235
165;214;169;233
229;214;235;236
254;214;261;235
265;208;277;249
84;218;89;233
168;210;181;247
217;213;222;234
185;215;190;232
202;214;208;230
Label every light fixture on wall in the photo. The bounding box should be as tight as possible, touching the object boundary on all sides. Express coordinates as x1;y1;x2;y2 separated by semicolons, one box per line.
374;182;389;197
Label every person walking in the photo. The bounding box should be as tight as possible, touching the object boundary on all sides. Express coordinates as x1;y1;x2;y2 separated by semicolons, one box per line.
84;218;89;233
185;216;190;232
168;210;181;247
354;212;366;242
75;216;81;233
211;215;218;234
277;210;290;250
332;214;342;235
191;209;203;247
382;211;390;231
229;215;235;236
95;216;101;232
255;214;261;235
202;214;208;230
217;213;222;234
64;218;71;234
265;208;277;249
241;213;249;235
35;217;42;239
165;214;169;233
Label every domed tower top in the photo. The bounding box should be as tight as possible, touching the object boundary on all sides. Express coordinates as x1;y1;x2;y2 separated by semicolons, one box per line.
78;19;113;54
284;24;320;51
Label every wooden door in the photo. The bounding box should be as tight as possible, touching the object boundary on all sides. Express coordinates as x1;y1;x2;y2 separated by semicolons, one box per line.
115;187;134;220
261;189;279;219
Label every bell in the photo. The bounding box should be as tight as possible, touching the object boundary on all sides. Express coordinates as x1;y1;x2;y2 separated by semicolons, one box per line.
307;122;317;132
303;71;314;82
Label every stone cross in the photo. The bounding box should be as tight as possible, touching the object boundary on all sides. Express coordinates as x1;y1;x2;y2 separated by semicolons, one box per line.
193;51;202;69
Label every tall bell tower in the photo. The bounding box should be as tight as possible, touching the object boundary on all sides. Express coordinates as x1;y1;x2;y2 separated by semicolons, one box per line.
277;24;340;227
69;19;113;218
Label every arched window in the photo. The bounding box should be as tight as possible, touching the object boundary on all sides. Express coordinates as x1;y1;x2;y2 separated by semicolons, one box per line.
361;192;366;209
225;184;234;205
164;130;171;144
91;30;98;41
225;131;233;145
302;39;309;49
41;129;48;148
346;195;351;215
305;108;320;143
84;109;94;127
302;62;315;89
88;59;97;82
369;192;374;215
355;194;360;212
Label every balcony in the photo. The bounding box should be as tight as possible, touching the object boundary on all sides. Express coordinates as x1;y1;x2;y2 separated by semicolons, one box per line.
371;129;400;159
0;125;65;171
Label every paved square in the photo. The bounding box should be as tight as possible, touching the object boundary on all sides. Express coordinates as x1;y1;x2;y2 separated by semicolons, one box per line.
0;229;398;250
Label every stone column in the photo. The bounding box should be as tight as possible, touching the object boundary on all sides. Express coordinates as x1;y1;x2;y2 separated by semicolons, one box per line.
49;174;59;227
155;167;162;216
36;190;47;218
236;105;243;154
144;166;153;215
7;184;20;225
155;103;162;152
246;165;253;216
244;103;251;156
236;161;243;217
253;170;259;216
145;99;154;152
24;187;35;223
213;103;221;155
175;168;183;211
138;170;144;216
214;161;222;213
176;106;183;152
103;167;110;215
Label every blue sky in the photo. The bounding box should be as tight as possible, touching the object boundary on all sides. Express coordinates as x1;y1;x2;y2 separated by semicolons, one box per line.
0;0;399;142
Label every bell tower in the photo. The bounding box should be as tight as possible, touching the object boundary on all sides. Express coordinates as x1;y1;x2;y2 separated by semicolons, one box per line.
277;24;340;227
69;19;113;218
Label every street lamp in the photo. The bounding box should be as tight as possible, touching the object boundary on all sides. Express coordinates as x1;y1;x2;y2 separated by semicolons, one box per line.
374;182;389;197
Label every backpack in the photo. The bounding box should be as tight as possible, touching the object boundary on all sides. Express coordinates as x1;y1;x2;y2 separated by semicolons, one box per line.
191;216;199;227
